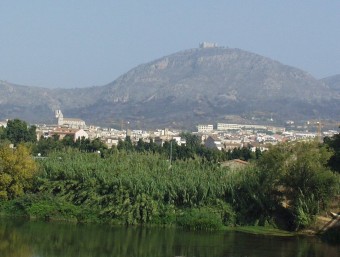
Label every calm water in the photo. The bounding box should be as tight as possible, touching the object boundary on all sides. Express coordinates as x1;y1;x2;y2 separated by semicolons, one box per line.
0;218;339;257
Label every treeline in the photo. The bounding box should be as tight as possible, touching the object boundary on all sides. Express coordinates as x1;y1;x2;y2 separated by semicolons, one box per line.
34;135;108;156
35;133;257;163
117;133;259;163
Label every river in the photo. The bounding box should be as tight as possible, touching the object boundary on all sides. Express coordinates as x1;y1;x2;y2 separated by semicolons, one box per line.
0;218;338;257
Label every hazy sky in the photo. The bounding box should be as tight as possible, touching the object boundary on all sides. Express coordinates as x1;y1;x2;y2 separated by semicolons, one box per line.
0;1;339;88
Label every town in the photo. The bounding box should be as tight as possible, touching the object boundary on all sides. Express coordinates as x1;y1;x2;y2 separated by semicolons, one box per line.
1;109;338;153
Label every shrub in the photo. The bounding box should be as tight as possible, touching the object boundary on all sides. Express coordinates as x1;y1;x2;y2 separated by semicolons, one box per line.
153;204;176;225
176;207;223;230
210;199;236;226
28;199;78;221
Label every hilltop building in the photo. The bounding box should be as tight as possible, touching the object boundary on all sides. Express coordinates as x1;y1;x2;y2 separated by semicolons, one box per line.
199;42;218;48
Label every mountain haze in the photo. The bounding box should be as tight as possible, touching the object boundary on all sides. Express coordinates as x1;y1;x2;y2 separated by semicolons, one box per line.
1;47;339;128
321;74;340;93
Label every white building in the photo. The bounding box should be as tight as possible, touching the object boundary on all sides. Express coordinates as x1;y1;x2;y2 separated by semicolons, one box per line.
197;124;214;133
172;136;186;146
199;42;218;48
55;110;86;129
217;123;241;131
217;123;281;132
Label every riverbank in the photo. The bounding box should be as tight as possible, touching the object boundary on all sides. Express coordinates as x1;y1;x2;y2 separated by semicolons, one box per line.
231;226;295;236
2;205;340;246
0;211;319;238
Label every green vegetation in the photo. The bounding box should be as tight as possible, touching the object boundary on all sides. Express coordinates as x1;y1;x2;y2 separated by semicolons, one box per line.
177;207;224;231
255;142;339;230
324;132;340;174
0;119;36;146
33;135;108;156
0;144;37;200
0;119;339;236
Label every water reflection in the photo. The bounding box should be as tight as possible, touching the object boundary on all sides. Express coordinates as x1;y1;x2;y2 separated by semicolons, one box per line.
0;218;339;257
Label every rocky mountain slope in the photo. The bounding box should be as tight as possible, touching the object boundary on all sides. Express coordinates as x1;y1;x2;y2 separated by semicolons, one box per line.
1;47;339;129
321;74;340;93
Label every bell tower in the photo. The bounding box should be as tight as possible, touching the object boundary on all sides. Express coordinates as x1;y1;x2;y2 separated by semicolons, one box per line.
55;110;64;126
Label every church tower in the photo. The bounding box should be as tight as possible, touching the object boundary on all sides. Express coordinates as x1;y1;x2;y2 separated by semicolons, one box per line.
55;110;64;126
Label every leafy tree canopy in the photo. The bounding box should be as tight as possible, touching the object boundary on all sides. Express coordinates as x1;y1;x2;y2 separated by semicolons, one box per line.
256;141;338;229
0;144;37;200
324;132;340;173
3;119;37;146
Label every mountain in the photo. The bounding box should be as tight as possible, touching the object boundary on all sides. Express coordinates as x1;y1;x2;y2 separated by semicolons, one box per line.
1;47;339;129
0;80;105;124
321;74;340;93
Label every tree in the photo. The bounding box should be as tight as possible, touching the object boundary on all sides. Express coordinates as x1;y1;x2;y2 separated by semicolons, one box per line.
136;138;146;152
256;141;339;229
234;144;289;226
61;135;75;148
87;138;107;153
75;136;91;152
255;147;262;159
0;126;5;140
324;132;340;173
281;142;338;228
0;144;37;200
4;119;37;145
33;136;63;156
180;132;201;150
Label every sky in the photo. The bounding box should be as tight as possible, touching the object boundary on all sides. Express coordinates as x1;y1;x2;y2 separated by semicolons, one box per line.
0;1;339;88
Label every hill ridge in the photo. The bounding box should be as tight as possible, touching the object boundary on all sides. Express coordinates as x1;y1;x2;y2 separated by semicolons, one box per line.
1;47;339;128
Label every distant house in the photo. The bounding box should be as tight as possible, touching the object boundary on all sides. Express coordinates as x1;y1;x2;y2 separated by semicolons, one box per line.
104;137;120;148
49;128;88;141
172;136;186;146
154;136;166;147
204;135;222;150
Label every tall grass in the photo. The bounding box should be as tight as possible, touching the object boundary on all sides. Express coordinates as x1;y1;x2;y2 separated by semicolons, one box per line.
31;150;242;226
